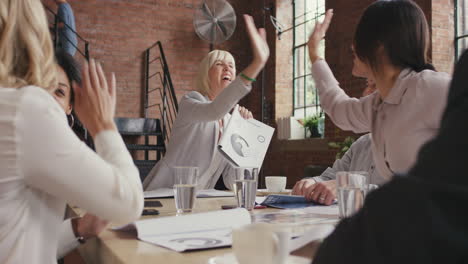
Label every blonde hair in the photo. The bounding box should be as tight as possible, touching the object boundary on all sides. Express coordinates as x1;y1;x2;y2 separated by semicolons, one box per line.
195;50;235;96
0;0;56;89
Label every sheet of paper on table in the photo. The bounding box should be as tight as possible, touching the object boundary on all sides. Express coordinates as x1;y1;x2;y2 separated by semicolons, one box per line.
115;208;251;252
144;188;234;199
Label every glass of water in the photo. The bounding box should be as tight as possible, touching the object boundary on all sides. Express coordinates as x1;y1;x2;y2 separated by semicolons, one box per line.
231;167;258;211
173;167;198;214
336;171;368;218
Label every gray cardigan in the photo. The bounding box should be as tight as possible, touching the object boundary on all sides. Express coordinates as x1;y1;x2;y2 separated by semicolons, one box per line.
143;77;252;190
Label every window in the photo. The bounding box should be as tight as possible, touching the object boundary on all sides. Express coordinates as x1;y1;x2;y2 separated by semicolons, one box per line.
293;0;325;119
456;0;468;59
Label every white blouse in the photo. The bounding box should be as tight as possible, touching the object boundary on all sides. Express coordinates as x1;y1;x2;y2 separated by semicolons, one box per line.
312;60;450;180
0;86;144;264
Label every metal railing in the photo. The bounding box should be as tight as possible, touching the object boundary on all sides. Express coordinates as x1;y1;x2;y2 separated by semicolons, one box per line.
144;41;179;145
44;5;90;61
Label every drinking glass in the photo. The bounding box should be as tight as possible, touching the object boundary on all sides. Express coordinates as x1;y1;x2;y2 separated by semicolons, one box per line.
231;167;258;211
336;171;368;218
173;167;198;214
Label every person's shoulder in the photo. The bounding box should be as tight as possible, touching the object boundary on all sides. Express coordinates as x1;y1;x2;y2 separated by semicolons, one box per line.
19;86;62;114
413;70;451;90
181;91;207;103
352;134;372;148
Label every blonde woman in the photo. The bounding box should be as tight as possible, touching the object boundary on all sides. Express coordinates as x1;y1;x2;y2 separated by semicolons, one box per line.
143;15;269;191
0;1;143;263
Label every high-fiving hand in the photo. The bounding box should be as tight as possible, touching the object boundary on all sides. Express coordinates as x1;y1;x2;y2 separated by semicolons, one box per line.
308;9;334;63
73;59;117;137
244;14;269;67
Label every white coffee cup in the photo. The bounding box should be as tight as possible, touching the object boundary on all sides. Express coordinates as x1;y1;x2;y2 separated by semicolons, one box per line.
232;223;290;264
265;176;287;192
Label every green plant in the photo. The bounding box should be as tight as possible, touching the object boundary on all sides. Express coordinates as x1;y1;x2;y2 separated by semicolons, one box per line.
328;136;356;160
302;113;323;138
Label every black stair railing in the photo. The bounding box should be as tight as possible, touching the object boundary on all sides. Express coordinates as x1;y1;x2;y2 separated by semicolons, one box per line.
144;41;179;147
44;5;90;61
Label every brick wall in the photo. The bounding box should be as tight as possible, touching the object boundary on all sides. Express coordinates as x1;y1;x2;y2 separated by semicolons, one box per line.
42;0;210;118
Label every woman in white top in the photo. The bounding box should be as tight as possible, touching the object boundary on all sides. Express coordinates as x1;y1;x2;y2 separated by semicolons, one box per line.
306;0;450;204
0;1;143;263
143;15;270;191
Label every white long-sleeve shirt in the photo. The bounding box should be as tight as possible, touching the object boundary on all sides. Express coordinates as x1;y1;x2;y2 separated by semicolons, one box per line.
312;60;450;180
0;86;144;264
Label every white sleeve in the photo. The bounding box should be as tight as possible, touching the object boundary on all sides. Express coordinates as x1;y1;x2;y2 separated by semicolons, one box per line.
18;87;143;224
57;219;79;259
311;60;375;133
178;77;251;124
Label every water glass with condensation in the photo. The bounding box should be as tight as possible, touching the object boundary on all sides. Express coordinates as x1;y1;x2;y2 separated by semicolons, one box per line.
232;167;258;211
173;167;198;214
336;171;368;218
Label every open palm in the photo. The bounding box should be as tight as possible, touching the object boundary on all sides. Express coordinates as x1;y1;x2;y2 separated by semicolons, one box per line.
244;14;269;65
308;9;333;63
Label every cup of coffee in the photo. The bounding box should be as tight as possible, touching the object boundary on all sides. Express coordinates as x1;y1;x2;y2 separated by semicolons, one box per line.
265;176;287;192
232;223;289;264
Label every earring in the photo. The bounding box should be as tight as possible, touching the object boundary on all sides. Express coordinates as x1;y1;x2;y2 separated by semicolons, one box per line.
68;114;75;128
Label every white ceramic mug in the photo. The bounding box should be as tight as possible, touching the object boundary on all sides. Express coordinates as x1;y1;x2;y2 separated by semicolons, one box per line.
265;176;287;192
232;223;289;264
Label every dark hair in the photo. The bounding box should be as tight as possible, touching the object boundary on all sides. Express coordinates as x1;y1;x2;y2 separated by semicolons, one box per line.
354;0;435;73
55;49;81;105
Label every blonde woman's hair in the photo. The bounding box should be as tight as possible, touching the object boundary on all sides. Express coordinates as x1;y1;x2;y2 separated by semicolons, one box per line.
0;0;56;89
195;50;235;96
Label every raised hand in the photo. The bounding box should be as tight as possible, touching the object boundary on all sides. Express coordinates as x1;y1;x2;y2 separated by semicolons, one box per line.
73;59;117;137
308;9;334;63
244;14;269;66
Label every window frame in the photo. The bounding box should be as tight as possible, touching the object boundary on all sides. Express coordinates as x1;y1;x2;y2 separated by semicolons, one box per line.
455;0;468;59
292;0;324;119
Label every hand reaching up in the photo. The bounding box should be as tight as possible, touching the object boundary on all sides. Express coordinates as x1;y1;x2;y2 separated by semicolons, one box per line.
308;9;334;63
73;59;117;137
244;14;269;67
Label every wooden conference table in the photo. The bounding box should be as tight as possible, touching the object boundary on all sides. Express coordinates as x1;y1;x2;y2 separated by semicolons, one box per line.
74;196;333;264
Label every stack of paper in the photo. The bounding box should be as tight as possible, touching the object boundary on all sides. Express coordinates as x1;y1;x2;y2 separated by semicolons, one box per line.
116;208;251;252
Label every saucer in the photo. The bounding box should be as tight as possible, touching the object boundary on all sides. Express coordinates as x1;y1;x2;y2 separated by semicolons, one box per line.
257;189;292;196
208;253;310;264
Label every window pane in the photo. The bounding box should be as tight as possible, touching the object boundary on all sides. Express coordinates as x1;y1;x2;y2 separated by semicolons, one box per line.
305;106;321;117
457;0;468;35
294;23;307;46
295;0;305;20
293;0;324;120
457;38;468;59
294;47;306;78
294;77;305;108
305;75;317;106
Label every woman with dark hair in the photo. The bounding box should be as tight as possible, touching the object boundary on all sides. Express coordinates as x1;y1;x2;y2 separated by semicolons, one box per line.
310;47;468;264
47;50;108;259
306;0;451;203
